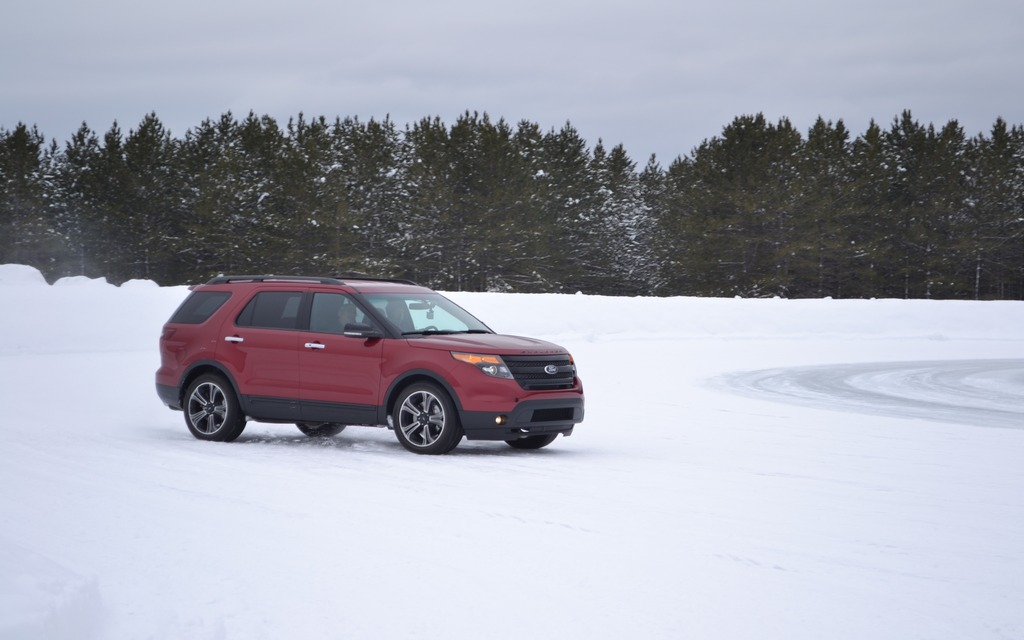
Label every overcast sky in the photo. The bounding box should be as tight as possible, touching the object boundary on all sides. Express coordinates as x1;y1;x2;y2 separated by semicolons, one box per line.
3;0;1022;164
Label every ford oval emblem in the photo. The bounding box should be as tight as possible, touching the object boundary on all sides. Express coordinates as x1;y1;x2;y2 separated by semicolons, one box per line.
544;364;559;375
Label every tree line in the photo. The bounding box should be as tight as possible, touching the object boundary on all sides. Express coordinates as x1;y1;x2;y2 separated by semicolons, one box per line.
1;109;1022;299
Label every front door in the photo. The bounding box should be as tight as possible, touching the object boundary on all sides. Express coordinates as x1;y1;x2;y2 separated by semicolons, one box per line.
298;292;384;424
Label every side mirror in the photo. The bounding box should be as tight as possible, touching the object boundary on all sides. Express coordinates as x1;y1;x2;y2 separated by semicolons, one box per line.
343;322;383;339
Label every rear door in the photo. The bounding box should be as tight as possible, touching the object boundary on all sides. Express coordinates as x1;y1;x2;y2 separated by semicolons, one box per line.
218;289;305;419
297;291;385;424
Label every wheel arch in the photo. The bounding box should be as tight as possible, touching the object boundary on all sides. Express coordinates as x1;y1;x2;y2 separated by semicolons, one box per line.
179;360;245;412
381;369;462;425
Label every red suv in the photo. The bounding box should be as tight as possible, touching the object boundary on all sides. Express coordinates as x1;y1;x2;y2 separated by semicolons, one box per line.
155;276;584;454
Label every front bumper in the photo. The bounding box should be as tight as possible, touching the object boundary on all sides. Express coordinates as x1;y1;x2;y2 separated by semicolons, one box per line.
459;397;584;441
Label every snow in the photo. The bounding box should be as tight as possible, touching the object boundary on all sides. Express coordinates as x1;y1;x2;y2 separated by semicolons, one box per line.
1;263;1022;640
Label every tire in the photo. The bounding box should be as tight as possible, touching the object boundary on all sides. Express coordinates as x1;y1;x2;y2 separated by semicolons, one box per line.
296;422;346;437
184;374;246;442
392;383;463;454
505;434;559;450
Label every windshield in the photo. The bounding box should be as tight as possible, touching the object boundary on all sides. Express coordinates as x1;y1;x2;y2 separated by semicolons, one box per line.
362;293;492;335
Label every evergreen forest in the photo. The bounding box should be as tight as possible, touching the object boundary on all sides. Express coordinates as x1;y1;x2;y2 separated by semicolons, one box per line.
2;109;1023;299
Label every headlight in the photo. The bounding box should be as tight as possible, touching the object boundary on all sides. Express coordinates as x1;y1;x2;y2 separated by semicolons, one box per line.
451;352;514;379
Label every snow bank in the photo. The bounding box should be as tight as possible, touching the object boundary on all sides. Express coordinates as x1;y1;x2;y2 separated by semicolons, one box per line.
0;264;48;286
0;266;187;355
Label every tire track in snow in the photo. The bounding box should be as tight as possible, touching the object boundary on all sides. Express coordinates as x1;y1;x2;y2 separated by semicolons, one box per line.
715;359;1024;429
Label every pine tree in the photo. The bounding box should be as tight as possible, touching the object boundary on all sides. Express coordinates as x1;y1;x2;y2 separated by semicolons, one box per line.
176;114;236;279
923;120;974;298
236;112;292;275
535;122;594;292
786;117;855;297
332;116;406;276
654;154;699;295
398;115;458;287
442;111;513;290
847;119;894;297
85;121;139;281
176;111;292;280
48;123;104;278
508;119;556;291
457;113;544;291
967;118;1024;298
658;114;804;297
638;155;668;294
282;113;340;274
121;112;184;282
878;111;972;298
0;124;62;273
584;142;654;295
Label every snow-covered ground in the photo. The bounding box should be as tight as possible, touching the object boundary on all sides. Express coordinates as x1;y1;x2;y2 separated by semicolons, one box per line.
1;263;1022;640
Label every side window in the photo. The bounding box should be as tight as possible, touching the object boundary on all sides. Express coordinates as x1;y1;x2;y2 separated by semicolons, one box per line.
236;291;303;330
169;291;231;324
309;293;367;334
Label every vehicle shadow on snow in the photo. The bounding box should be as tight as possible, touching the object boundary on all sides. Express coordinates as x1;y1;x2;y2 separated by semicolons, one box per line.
161;427;580;458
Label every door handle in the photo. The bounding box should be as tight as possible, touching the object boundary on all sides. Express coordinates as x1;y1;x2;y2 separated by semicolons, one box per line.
224;335;244;343
304;342;326;350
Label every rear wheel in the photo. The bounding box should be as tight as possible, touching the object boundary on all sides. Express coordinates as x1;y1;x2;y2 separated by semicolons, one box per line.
392;383;463;454
296;422;346;437
505;434;559;450
184;374;246;442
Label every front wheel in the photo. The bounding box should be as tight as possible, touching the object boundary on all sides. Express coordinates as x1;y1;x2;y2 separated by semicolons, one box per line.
184;374;246;442
392;383;463;454
505;434;559;450
296;423;346;437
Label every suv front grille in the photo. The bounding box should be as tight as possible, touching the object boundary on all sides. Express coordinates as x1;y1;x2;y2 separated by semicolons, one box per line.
503;355;576;390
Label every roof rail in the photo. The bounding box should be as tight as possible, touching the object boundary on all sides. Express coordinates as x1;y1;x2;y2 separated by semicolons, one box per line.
205;274;346;284
205;274;419;285
334;272;419;285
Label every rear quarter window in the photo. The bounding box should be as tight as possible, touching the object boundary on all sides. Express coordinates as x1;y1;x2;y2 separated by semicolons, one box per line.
169;291;232;324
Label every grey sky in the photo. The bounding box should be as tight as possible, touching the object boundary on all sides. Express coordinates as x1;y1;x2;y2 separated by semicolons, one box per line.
3;0;1022;164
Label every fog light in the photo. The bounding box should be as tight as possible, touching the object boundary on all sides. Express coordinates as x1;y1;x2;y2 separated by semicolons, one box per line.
495;415;508;425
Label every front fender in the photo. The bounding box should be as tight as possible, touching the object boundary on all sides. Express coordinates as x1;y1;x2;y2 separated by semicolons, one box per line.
379;368;463;425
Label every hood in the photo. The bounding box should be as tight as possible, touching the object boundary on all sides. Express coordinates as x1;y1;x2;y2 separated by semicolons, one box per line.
408;333;568;355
